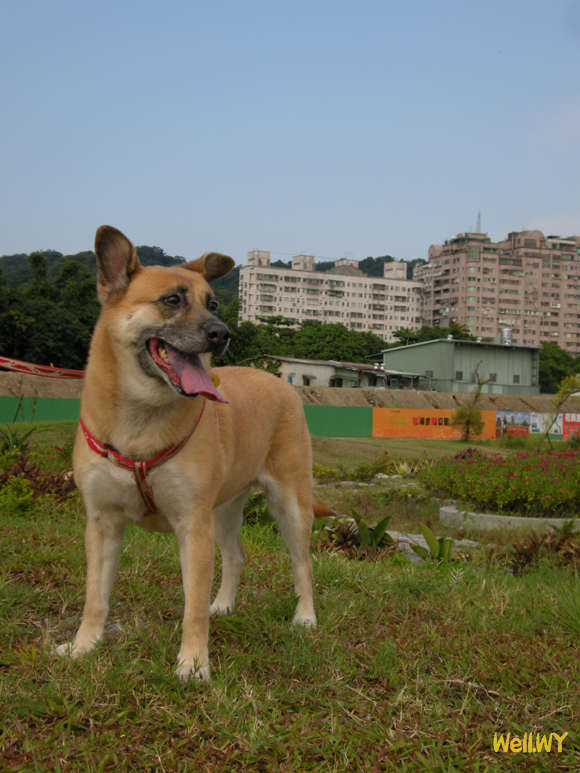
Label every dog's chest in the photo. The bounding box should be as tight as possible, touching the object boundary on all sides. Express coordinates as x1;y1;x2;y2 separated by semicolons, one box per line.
80;457;190;531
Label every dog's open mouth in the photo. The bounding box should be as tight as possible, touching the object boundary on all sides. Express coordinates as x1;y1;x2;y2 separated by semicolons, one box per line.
148;338;228;403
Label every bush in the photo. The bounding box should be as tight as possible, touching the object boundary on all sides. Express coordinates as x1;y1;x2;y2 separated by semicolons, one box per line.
350;453;391;482
0;454;76;505
496;433;538;451
484;526;580;574
313;453;420;484
419;449;580;518
311;510;396;560
0;476;36;515
0;425;35;456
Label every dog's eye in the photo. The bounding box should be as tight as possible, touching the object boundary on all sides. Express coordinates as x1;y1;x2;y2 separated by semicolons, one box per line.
208;299;219;313
163;295;180;307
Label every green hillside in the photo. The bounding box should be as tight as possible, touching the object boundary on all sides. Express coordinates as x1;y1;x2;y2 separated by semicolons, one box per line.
0;246;186;289
272;254;425;280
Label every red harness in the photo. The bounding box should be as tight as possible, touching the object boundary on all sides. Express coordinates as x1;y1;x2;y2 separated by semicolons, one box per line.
80;399;206;515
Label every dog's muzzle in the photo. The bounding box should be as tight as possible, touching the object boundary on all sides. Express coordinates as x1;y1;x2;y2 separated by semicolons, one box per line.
147;337;229;403
204;320;231;354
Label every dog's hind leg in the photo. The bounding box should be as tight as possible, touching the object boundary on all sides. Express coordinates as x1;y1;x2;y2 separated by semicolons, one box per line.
262;476;317;628
55;514;126;658
210;487;249;617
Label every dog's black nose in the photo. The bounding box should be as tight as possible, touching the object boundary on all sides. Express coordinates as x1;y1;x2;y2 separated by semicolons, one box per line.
205;320;231;348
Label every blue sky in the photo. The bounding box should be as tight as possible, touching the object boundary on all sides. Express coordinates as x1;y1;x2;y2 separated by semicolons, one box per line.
2;1;580;265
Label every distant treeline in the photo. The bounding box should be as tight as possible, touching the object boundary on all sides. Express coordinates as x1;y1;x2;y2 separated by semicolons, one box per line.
0;250;394;370
271;254;425;280
0;245;186;288
0;248;424;297
0;248;575;393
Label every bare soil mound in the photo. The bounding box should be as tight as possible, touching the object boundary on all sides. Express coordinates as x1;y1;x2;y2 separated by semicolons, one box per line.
1;372;578;415
0;372;83;399
294;385;580;413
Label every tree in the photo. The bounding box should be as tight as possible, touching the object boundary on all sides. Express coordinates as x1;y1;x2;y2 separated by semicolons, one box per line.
29;252;48;285
392;323;476;347
0;254;100;369
211;264;240;301
450;362;492;441
293;322;384;362
538;341;576;393
535;374;580;453
135;245;185;267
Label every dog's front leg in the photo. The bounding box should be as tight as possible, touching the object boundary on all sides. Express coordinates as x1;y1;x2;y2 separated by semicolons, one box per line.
56;514;125;658
175;513;215;681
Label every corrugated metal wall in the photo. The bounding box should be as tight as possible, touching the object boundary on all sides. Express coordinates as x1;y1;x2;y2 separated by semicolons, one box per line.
0;399;376;438
0;397;81;423
0;397;565;440
302;406;373;437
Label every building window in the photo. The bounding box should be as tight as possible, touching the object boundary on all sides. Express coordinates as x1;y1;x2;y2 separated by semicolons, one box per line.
489;373;497;383
513;374;520;384
455;371;463;381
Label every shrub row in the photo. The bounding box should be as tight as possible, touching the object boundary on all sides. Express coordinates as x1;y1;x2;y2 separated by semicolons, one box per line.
419;448;580;518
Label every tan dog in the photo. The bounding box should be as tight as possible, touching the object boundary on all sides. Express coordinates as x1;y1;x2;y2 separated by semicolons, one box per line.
56;226;316;680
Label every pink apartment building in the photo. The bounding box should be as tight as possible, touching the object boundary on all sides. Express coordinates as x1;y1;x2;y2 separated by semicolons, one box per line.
414;230;580;354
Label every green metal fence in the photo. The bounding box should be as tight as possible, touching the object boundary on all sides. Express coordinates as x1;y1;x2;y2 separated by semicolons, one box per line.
0;397;565;442
302;405;373;438
0;397;81;424
0;398;375;437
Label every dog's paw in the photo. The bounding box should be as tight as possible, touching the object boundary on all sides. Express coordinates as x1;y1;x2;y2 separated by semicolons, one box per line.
54;641;88;659
209;600;234;617
175;655;211;683
292;612;317;629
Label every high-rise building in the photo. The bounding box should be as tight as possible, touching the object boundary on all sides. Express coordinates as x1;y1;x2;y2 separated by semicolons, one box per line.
416;230;580;353
239;252;423;341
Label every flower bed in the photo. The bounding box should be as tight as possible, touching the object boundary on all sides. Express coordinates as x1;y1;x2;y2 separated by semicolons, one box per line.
419;448;580;519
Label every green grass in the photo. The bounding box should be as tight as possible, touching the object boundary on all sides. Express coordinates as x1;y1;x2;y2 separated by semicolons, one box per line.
310;435;524;468
4;420;78;452
1;424;580;770
2;500;580;770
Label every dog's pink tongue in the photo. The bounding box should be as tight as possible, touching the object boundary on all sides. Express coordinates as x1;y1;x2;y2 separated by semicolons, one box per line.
167;349;228;403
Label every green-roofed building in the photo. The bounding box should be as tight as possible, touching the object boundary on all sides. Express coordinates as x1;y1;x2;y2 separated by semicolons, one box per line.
380;338;541;395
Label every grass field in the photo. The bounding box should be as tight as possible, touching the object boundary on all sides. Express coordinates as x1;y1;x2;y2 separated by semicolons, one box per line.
310;435;502;468
1;423;579;771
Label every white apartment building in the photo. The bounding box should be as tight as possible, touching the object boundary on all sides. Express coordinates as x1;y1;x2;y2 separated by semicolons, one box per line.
238;251;423;342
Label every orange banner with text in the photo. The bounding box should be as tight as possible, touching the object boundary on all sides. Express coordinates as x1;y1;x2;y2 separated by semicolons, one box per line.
371;408;497;440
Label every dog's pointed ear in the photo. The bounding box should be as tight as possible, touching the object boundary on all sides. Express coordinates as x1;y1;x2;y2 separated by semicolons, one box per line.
94;226;141;303
185;252;235;283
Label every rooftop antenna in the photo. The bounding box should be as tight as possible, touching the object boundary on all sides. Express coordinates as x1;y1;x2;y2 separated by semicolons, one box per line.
476;210;481;233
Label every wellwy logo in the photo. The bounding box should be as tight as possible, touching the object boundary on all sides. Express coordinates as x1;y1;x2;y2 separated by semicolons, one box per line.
493;732;568;754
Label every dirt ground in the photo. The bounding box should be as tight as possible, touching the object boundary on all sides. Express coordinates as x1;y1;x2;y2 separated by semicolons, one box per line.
1;371;578;413
294;385;580;413
0;372;84;399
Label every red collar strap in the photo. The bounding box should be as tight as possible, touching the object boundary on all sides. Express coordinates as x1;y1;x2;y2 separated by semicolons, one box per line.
80;399;206;515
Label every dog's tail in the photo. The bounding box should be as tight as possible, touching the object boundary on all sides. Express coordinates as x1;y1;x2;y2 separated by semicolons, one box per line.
312;498;337;519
